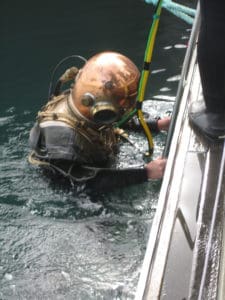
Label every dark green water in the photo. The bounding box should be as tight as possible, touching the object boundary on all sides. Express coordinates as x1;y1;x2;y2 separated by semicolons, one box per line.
0;1;194;299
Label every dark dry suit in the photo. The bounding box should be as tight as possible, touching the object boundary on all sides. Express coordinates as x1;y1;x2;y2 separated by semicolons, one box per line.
29;92;160;190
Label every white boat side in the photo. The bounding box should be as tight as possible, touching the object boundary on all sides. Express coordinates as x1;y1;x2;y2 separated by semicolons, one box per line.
135;6;225;300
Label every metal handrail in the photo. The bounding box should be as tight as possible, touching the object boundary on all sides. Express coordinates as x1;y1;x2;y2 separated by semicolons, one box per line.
163;4;200;158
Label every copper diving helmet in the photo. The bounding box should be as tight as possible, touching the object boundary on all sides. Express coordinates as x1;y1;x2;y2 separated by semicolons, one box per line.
70;51;140;124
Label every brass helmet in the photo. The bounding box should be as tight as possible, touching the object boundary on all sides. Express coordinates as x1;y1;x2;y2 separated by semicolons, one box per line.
70;51;140;124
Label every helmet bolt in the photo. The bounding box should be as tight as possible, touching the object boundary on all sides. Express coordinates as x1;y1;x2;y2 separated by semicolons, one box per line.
81;93;94;106
104;81;114;90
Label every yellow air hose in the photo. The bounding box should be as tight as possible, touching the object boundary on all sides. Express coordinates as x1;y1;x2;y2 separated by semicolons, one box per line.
137;0;164;156
116;0;164;157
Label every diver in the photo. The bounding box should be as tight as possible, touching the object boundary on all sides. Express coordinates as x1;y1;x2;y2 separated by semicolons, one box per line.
28;51;169;191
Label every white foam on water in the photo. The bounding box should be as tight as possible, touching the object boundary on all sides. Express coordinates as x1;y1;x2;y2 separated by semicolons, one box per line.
4;273;13;280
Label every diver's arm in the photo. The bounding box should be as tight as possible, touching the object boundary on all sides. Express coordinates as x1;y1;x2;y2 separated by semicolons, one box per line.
81;157;166;191
125;112;170;133
85;167;148;190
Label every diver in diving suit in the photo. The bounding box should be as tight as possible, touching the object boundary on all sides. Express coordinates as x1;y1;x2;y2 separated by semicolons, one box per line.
29;51;169;190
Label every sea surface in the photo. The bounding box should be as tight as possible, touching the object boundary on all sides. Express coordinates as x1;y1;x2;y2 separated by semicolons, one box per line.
0;1;195;299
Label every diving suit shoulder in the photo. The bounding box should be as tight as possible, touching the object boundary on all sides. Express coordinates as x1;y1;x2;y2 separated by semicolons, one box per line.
28;93;118;166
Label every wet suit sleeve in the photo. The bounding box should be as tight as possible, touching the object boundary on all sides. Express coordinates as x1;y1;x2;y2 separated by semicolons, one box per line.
69;165;148;191
124;112;160;134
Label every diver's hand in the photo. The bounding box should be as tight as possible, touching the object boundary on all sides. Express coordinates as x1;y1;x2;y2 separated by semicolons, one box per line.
157;117;171;131
145;157;167;179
